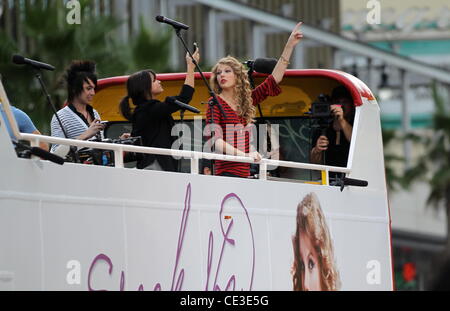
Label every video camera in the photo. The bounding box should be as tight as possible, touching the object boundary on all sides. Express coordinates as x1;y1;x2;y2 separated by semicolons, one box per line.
66;136;142;166
310;94;332;119
309;94;334;133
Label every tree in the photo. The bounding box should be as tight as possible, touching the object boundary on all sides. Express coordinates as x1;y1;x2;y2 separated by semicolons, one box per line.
403;83;450;259
382;128;407;192
130;18;172;73
0;0;171;134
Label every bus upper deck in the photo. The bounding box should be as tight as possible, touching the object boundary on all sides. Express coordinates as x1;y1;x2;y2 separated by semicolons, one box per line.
0;70;393;291
89;69;382;189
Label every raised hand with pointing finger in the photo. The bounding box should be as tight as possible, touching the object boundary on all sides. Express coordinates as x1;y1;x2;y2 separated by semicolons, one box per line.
272;22;304;84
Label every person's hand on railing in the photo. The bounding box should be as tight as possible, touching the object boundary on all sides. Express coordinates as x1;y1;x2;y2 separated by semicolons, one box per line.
119;133;131;140
249;151;262;163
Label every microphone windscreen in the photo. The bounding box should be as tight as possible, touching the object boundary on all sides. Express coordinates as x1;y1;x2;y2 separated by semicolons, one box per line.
343;177;368;187
31;147;65;165
253;58;278;74
12;54;25;65
155;15;164;22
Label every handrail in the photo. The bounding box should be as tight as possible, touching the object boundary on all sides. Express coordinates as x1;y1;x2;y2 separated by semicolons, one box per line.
18;133;351;183
3;78;350;183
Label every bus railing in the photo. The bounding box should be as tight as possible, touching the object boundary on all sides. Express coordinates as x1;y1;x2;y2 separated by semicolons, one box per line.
1;80;350;185
18;133;350;184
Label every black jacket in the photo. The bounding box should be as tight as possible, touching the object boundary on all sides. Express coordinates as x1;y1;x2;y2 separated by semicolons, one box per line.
312;126;350;168
131;85;194;171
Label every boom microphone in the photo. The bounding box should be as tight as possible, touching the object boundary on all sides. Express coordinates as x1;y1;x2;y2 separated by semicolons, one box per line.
253;58;278;74
155;15;189;30
244;58;278;74
13;141;65;165
333;176;368;192
30;147;65;165
12;54;55;71
343;177;368;187
167;97;200;114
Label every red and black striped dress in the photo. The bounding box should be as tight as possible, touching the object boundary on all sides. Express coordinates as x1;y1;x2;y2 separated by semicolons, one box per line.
206;75;282;177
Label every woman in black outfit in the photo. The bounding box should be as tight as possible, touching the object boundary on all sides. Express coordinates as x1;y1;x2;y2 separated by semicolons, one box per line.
119;49;200;171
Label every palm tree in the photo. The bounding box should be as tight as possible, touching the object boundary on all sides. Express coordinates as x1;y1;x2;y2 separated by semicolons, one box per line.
0;0;171;133
130;18;172;73
382;128;407;192
403;83;450;259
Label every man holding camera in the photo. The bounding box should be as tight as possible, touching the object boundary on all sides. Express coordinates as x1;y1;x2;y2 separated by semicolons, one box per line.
50;60;105;153
51;60;130;155
310;86;355;167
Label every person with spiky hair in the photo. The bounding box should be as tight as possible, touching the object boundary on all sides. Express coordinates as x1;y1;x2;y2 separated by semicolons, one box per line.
50;60;105;153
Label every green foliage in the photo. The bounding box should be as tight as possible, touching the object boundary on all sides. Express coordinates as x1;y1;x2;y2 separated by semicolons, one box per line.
0;1;171;134
403;83;450;210
394;271;418;291
382;128;407;191
130;18;172;73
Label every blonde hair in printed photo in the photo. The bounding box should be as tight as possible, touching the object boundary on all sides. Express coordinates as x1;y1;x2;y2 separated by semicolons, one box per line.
292;193;341;291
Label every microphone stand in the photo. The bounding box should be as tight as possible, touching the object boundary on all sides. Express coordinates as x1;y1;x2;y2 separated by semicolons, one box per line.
246;64;265;120
246;64;270;178
174;28;227;175
178;108;185;172
34;68;78;162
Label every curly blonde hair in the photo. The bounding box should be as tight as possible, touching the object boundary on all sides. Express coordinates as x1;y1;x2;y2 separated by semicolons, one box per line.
210;56;255;125
292;193;341;291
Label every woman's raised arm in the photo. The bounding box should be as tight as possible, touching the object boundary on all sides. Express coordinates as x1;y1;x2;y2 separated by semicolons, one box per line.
271;22;303;84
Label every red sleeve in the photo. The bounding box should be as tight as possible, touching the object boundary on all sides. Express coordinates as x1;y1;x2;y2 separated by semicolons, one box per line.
251;74;282;106
205;97;223;140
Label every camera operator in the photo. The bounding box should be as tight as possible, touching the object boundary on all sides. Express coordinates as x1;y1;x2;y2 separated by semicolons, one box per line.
50;60;104;154
310;86;355;167
51;61;129;157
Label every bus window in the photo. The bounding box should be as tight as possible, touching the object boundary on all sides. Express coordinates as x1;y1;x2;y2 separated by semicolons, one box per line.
254;117;320;182
254;85;355;183
309;86;355;175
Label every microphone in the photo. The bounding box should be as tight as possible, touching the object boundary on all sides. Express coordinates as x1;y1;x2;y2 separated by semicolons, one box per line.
253;58;278;74
167;97;200;114
332;176;368;191
30;147;65;165
12;54;55;71
13;141;65;165
155;15;189;30
343;177;368;187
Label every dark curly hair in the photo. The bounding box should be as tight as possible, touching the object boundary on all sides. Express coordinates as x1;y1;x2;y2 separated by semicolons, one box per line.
65;60;97;103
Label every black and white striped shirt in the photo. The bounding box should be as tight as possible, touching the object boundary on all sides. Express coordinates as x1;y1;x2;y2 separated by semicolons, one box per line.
50;105;102;152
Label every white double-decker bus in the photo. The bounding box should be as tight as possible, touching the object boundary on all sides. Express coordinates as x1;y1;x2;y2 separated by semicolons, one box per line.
0;69;393;291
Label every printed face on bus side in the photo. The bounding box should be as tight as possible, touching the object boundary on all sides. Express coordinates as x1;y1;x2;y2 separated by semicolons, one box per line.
299;233;322;291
